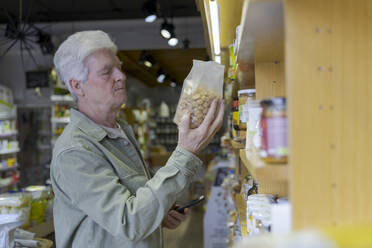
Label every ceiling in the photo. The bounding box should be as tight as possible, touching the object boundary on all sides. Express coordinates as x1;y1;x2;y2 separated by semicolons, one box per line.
118;48;208;88
0;0;208;88
0;0;200;23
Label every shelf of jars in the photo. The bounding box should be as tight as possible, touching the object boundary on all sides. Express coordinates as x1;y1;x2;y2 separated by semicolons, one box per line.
239;149;288;183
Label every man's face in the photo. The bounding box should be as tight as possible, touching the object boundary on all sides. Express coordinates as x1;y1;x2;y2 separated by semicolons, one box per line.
81;48;126;109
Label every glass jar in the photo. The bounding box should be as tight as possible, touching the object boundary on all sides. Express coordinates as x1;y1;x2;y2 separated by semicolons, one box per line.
238;89;256;131
259;98;288;163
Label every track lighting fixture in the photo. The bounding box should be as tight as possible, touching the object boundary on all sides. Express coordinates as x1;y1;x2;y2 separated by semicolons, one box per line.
142;0;157;23
160;21;174;39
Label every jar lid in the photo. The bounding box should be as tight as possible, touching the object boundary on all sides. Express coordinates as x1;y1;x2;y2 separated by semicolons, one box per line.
238;89;256;96
260;97;286;107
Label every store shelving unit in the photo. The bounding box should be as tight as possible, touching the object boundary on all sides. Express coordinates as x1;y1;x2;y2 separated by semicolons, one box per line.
0;106;20;193
200;0;372;238
50;95;74;145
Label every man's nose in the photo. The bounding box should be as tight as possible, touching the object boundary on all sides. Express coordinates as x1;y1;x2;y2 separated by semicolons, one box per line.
115;68;126;82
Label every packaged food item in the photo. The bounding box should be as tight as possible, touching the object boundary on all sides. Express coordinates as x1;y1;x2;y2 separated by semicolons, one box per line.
259;98;288;163
174;60;224;129
232;98;240;133
245;100;262;150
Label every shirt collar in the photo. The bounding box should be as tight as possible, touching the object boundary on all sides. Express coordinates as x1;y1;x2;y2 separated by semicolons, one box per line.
70;108;108;141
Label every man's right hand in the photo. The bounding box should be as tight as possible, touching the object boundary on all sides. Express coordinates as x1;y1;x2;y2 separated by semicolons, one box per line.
177;99;224;155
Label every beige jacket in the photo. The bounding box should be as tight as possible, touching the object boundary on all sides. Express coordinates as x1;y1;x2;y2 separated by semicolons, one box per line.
51;109;203;248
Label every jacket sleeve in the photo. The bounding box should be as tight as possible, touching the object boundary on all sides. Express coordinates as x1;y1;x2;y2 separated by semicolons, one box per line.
52;146;202;242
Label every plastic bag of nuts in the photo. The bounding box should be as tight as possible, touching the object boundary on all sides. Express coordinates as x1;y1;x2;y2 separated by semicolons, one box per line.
174;60;225;129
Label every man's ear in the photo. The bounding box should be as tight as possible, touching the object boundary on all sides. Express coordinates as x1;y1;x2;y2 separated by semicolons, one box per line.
69;79;84;97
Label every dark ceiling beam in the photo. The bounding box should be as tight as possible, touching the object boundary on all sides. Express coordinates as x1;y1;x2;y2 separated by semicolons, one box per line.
117;51;160;88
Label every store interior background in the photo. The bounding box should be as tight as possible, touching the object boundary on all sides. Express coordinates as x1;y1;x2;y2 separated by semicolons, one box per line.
0;0;217;188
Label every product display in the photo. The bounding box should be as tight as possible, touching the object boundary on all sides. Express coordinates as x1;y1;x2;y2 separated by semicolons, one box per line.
174;60;224;129
260;98;288;163
0;86;20;193
51;94;74;145
0;193;32;227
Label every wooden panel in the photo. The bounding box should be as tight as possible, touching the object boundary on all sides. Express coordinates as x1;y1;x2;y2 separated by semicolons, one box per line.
196;0;212;57
219;0;244;48
237;62;255;89
234;193;248;236
255;62;285;100
286;0;372;229
240;149;288;197
197;0;243;57
237;0;284;64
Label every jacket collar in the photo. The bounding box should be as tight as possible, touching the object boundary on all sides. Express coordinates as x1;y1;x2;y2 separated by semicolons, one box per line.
70;108;108;141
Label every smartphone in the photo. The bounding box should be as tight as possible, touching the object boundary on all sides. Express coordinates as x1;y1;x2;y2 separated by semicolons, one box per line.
175;195;205;213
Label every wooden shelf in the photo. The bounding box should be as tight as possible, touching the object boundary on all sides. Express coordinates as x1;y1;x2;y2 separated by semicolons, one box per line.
27;220;54;238
240;149;288;197
234;193;248;237
237;0;284;64
230;140;245;149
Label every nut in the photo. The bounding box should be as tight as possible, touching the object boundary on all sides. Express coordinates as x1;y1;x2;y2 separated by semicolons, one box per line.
174;86;219;129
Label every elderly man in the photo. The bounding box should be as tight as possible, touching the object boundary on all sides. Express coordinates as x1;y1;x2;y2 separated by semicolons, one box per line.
51;30;224;248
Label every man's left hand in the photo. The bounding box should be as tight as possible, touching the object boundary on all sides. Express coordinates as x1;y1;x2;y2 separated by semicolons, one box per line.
162;205;190;229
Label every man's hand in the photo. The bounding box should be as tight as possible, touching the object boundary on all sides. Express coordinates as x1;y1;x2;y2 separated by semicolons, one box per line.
162;205;190;230
178;99;224;155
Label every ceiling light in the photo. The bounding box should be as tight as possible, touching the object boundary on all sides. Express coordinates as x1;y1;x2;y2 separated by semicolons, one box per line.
144;55;155;67
145;15;157;23
168;36;179;47
157;69;166;83
139;50;156;67
144;61;152;67
209;0;221;55
170;82;177;87
142;0;157;23
160;21;174;39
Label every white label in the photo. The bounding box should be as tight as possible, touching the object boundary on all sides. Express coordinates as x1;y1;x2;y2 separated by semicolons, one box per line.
248;108;262;132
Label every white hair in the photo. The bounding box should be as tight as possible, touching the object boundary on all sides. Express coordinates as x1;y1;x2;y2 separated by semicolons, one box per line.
53;30;118;101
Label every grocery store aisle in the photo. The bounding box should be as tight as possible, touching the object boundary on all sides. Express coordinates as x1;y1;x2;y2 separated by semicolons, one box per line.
163;206;204;248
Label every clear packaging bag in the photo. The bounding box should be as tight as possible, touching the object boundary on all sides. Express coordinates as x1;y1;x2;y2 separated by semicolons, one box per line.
174;60;225;129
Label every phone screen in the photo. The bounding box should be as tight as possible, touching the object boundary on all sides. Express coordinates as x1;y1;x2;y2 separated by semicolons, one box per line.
176;195;205;213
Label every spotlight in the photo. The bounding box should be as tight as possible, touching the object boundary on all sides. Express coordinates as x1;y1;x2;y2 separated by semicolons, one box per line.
139;50;155;67
160;21;174;39
144;60;153;67
157;69;166;83
142;0;157;23
168;35;179;47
